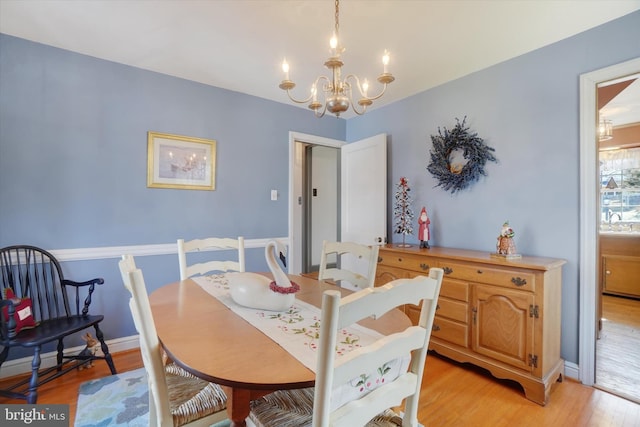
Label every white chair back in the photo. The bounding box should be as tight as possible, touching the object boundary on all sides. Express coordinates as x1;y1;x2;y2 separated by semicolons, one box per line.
119;255;228;427
177;236;245;280
118;255;174;427
313;268;444;427
318;240;380;289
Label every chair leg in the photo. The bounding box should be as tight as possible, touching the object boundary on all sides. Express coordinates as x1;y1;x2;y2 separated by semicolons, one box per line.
0;346;9;369
57;338;64;371
94;324;117;374
28;346;42;404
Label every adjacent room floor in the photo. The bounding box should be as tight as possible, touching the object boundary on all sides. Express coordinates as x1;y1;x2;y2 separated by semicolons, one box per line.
596;294;640;403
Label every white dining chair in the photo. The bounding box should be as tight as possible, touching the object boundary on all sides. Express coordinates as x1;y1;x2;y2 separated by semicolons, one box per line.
318;240;380;289
248;268;444;427
119;255;228;427
177;236;245;280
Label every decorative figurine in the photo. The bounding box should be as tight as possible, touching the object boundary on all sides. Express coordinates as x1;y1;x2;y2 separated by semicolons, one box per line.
228;240;299;312
77;332;100;370
494;220;521;258
418;206;431;249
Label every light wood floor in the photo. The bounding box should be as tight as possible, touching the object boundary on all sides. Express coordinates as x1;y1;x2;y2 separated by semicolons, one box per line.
596;294;640;402
1;349;639;426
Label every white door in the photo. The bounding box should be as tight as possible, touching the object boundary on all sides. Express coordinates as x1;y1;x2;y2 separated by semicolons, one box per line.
339;134;387;289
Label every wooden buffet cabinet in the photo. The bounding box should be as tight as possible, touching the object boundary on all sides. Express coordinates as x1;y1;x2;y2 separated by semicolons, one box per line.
375;245;566;405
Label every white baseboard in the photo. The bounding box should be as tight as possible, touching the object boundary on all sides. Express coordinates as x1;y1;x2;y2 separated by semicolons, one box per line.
0;335;140;379
564;360;579;381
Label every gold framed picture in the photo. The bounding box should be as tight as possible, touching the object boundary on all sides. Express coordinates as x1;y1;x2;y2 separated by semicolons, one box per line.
147;131;216;190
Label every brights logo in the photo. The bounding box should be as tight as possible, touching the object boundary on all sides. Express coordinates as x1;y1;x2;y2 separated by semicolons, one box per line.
1;405;68;426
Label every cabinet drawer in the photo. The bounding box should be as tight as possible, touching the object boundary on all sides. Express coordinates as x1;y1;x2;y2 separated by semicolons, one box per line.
437;297;468;323
441;261;535;291
378;252;436;273
431;316;468;348
440;278;469;302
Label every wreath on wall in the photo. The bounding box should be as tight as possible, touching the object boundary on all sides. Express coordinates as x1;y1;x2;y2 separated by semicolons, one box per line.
427;117;497;194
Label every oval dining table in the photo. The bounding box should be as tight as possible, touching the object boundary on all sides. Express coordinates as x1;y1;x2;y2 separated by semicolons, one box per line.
148;273;411;427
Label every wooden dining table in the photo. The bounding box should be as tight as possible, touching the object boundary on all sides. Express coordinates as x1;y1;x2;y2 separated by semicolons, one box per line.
148;273;411;427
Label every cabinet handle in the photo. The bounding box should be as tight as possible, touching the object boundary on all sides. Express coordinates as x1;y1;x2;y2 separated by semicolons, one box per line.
477;270;483;274
472;307;477;325
443;267;453;275
432;324;441;332
436;304;440;311
605;270;611;275
420;263;430;270
511;277;527;286
378;257;383;263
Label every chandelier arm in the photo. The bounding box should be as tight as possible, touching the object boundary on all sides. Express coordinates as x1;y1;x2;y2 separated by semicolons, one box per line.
350;100;368;116
283;76;330;104
344;74;389;101
285;88;314;105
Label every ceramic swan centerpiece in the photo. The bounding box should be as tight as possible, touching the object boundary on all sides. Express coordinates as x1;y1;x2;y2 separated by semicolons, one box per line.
228;240;300;312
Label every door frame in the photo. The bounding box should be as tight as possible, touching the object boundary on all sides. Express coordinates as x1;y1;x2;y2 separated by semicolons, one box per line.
288;131;345;275
578;56;640;386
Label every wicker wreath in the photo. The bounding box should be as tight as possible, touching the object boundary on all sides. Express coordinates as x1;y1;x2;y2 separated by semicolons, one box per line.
427;117;497;194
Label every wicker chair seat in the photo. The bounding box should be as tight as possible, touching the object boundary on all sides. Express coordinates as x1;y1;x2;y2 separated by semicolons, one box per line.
249;388;403;427
165;363;228;427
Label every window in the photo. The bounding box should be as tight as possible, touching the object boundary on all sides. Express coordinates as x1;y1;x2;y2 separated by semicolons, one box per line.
600;147;640;231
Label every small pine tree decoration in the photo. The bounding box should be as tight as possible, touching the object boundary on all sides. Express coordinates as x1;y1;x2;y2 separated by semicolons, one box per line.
393;177;414;247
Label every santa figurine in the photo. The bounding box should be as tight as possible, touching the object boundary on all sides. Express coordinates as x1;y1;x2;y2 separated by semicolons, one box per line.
496;221;517;255
418;207;431;249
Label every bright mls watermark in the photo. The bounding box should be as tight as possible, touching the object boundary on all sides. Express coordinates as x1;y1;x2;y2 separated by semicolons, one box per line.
0;405;68;426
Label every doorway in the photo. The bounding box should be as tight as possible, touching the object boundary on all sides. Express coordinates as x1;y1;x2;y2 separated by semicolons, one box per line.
288;132;345;275
579;57;640;400
595;75;640;402
304;144;340;273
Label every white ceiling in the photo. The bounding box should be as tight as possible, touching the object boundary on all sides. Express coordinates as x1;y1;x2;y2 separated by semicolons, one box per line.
1;0;639;118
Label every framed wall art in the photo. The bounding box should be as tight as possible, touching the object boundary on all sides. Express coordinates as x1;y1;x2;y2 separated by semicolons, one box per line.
147;131;216;190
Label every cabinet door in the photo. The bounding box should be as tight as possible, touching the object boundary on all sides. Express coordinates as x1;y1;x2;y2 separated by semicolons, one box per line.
374;265;420;323
374;265;414;285
471;284;534;372
602;255;640;298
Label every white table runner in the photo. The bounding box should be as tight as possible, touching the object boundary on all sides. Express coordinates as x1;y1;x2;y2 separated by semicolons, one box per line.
194;274;410;409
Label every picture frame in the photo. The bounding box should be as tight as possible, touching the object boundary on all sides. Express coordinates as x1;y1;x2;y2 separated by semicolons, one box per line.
147;131;216;190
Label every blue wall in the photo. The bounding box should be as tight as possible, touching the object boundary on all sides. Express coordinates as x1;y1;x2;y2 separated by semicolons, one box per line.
1;11;639;364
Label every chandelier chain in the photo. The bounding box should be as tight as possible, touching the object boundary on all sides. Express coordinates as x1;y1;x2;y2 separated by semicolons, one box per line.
334;0;340;38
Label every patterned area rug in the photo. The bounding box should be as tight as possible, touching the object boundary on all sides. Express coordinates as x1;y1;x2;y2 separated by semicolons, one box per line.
75;368;231;426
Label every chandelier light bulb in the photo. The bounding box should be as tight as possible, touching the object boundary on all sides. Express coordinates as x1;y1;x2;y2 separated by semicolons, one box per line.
362;79;369;97
382;50;390;73
330;33;338;51
282;59;290;79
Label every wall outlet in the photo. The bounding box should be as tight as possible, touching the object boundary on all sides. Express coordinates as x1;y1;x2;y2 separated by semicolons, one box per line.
271;190;278;201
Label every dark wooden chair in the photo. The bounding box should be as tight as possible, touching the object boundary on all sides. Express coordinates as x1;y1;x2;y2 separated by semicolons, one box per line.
0;245;116;403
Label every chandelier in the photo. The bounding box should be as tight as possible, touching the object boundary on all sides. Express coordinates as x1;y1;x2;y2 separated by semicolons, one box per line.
599;118;613;141
278;0;394;118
